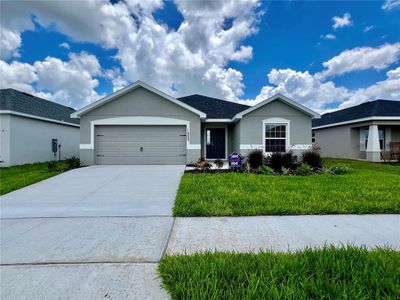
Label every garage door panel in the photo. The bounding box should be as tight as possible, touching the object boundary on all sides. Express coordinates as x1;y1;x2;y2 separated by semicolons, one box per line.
95;125;187;165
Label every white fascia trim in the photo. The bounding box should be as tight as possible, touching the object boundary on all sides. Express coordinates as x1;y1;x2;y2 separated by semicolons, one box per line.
233;93;320;120
0;110;80;127
79;116;198;150
71;80;206;119
262;117;291;153
240;144;263;150
312;116;400;130
204;118;233;123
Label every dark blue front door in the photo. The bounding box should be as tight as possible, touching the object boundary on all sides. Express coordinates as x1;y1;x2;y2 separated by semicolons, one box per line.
206;128;226;159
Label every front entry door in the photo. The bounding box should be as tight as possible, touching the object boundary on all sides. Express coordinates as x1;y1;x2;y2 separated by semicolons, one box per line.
206;128;226;159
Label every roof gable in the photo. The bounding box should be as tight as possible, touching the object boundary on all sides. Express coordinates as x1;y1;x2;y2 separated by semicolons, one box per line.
0;89;79;125
312;99;400;128
233;94;320;119
72;81;206;118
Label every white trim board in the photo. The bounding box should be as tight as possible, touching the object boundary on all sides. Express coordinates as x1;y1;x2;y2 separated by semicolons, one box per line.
71;80;206;119
0;110;80;127
312;116;400;130
233;94;320;120
79;116;198;150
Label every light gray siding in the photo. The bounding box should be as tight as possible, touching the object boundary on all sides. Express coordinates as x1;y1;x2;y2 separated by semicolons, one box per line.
314;125;354;159
95;125;186;165
232;121;241;153
240;100;312;156
1;114;79;167
79;87;201;164
0;114;11;166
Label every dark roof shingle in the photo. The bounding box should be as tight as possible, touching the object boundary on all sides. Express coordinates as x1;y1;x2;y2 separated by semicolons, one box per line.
177;94;249;119
0;89;79;125
312;100;400;128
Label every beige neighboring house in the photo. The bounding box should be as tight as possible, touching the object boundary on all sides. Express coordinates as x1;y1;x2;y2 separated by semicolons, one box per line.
312;99;400;162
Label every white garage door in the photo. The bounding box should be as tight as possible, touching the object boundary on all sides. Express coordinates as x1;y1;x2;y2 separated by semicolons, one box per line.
95;125;187;165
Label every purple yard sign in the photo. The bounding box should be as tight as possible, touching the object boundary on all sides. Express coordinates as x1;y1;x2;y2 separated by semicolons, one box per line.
228;152;242;168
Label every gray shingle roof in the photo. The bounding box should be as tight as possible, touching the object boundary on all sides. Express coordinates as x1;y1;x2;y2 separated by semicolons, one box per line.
177;94;250;119
312;100;400;128
0;88;79;125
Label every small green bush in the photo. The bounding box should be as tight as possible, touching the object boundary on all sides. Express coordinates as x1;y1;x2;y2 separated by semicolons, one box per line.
65;156;81;170
329;165;352;175
295;163;313;176
259;165;275;175
47;161;58;171
213;159;224;169
247;149;264;169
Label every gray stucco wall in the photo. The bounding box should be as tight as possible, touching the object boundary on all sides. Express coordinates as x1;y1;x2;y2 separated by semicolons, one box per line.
232;121;241;153
239;100;312;156
1;114;79;167
79;87;201;165
313;125;353;159
0;114;11;166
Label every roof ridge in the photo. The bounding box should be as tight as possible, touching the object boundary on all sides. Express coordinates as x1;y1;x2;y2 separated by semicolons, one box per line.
178;94;250;107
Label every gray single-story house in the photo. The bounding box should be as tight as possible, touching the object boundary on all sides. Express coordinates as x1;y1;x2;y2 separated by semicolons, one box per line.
312;99;400;162
0;89;80;167
71;81;320;165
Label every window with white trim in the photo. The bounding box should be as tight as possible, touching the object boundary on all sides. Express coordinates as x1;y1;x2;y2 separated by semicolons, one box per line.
265;124;287;152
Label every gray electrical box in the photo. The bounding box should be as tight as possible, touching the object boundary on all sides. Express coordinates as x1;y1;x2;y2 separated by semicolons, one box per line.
52;139;58;153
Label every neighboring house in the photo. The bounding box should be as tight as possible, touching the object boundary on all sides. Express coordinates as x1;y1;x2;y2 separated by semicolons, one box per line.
312;100;400;162
71;81;319;165
0;89;80;167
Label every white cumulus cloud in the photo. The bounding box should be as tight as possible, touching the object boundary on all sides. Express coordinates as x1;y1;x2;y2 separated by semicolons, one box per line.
332;12;352;30
319;43;400;79
0;52;103;107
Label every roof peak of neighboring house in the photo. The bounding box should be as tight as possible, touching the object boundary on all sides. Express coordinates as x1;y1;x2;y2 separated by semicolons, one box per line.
312;99;400;129
0;88;79;126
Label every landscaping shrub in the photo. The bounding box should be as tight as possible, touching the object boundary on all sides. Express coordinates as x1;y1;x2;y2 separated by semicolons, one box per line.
329;165;352;175
65;156;81;170
295;163;313;176
47;161;58;171
247;149;264;169
214;159;224;169
259;165;275;175
301;149;322;168
267;151;297;172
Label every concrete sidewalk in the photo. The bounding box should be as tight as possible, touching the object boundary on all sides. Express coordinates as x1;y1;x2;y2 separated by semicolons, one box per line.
167;215;400;254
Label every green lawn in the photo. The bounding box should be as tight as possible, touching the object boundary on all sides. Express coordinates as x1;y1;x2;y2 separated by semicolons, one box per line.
174;158;400;216
0;161;68;195
159;246;400;300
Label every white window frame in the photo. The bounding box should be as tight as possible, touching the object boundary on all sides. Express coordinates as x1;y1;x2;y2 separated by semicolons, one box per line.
262;117;290;154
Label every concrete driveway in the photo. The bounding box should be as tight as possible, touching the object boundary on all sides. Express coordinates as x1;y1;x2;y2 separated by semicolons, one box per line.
1;165;185;300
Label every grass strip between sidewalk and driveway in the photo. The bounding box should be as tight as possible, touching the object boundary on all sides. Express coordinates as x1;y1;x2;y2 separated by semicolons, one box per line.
174;158;400;216
0;161;69;195
159;246;400;300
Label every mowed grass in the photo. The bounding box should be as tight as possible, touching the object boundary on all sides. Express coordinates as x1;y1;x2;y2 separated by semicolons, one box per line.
174;158;400;216
0;161;68;195
159;246;400;300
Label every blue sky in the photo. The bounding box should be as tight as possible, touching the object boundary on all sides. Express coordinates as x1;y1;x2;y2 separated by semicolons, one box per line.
1;0;399;112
